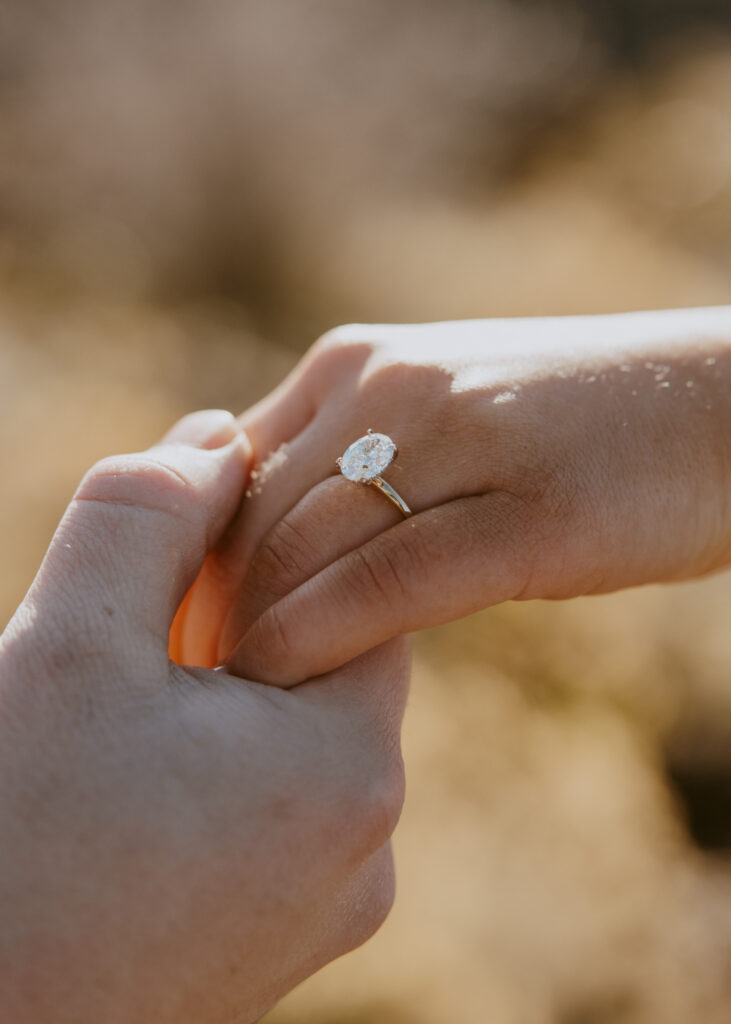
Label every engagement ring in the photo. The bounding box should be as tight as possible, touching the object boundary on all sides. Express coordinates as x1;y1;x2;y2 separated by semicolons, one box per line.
337;430;412;518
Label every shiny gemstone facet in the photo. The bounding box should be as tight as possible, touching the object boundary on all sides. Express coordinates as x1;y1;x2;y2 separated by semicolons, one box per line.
339;432;397;483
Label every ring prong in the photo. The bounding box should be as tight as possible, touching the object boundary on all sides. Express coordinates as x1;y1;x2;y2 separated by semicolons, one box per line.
367;427;373;434
336;457;343;467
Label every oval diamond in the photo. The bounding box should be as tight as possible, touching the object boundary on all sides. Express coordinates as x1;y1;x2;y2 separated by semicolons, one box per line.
339;432;397;483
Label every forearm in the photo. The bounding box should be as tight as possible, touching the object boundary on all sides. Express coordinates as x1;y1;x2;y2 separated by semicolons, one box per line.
599;306;731;576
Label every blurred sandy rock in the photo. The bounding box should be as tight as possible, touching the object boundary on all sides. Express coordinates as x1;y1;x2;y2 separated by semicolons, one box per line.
0;3;730;1022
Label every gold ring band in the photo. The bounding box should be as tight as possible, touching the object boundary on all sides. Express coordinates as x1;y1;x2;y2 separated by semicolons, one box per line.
369;476;412;517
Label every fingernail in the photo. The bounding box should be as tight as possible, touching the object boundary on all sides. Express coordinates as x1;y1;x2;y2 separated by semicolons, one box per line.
166;409;241;450
194;409;240;449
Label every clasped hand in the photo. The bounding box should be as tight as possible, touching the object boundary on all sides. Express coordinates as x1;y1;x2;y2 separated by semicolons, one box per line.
176;308;731;685
0;411;408;1024
1;307;729;1024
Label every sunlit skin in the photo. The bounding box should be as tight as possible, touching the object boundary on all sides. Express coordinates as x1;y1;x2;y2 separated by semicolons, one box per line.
0;411;409;1024
176;307;731;686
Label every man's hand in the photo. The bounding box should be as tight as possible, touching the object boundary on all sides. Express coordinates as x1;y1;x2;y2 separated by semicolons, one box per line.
176;308;731;685
0;410;410;1024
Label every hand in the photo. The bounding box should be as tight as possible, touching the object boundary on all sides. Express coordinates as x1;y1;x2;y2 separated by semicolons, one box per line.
176;308;731;685
0;410;409;1024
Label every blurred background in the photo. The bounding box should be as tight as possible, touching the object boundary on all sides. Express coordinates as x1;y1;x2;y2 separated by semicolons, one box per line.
1;2;730;1021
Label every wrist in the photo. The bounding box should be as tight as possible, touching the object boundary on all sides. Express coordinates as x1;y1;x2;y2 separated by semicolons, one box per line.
620;307;731;579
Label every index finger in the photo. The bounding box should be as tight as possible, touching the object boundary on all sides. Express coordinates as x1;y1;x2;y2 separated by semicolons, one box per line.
177;338;374;667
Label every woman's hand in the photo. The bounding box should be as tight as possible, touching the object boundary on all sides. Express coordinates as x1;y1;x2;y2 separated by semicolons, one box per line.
0;411;410;1024
177;308;731;685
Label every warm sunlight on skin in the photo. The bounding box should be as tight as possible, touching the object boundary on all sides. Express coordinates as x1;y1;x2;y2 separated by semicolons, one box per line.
0;412;410;1024
176;308;731;685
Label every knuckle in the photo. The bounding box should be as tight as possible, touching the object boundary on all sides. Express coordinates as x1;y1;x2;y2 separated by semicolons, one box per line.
328;846;395;959
346;752;406;856
309;325;381;374
347;543;407;611
78;453;194;518
350;547;392;604
475;489;535;543
502;463;576;548
358;352;438;403
251;518;314;596
351;849;396;947
243;602;299;684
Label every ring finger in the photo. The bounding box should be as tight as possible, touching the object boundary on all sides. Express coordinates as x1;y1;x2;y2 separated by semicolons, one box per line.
218;423;477;664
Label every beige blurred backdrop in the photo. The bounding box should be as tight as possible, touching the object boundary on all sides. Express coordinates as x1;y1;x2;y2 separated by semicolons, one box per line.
1;3;730;1022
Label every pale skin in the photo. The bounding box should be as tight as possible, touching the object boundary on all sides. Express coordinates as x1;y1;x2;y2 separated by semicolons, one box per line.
174;307;731;685
0;410;410;1024
2;309;730;1022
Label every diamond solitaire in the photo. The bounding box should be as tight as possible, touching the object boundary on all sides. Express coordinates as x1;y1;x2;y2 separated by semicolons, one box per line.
338;431;397;483
337;430;412;517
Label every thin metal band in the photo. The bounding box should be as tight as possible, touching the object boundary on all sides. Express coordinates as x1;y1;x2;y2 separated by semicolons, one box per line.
369;476;412;518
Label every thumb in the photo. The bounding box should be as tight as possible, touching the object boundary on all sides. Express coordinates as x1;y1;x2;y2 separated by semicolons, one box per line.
26;410;251;652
